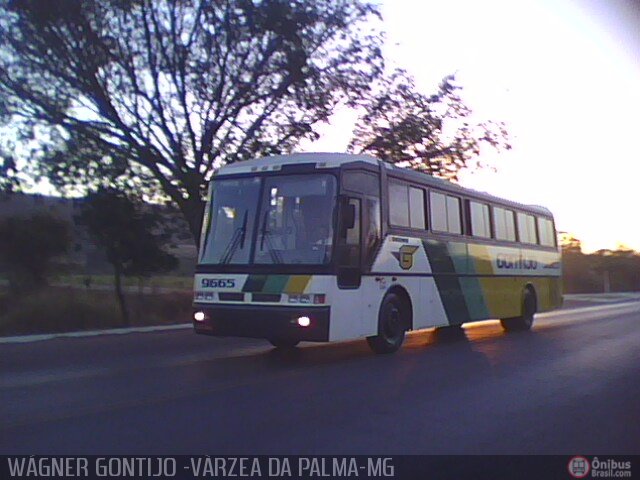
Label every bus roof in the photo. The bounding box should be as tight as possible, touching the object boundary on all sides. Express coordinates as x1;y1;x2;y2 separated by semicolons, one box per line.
215;152;553;218
216;152;379;175
381;161;554;218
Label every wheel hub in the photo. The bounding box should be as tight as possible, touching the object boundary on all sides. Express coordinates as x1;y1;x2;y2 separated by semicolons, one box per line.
384;305;401;338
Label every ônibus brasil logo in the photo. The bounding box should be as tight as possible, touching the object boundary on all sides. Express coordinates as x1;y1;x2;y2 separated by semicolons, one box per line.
568;456;590;478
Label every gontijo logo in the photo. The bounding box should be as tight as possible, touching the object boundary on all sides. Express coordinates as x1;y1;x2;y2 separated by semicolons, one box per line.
496;254;537;270
392;245;419;270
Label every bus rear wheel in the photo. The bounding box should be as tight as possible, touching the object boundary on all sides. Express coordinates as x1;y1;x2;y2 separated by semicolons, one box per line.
367;293;408;354
268;338;300;349
501;288;536;332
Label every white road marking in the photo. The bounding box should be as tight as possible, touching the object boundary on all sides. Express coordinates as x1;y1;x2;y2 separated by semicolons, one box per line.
0;323;191;344
563;293;640;303
538;300;640;319
0;367;110;389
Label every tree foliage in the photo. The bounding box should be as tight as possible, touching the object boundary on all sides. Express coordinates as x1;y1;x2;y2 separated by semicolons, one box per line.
0;0;384;239
0;153;18;193
561;235;640;293
1;0;511;243
75;188;177;324
0;213;71;292
349;71;510;180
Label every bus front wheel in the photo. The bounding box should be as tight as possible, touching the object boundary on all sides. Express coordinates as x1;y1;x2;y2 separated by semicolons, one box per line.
367;293;408;354
501;288;536;332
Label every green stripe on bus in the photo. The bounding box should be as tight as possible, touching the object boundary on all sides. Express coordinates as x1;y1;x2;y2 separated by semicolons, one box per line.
457;243;490;320
423;239;471;325
242;275;268;292
261;275;290;294
448;242;469;274
458;278;491;320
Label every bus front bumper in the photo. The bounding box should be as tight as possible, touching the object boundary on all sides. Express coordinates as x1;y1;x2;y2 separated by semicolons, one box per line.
192;303;330;342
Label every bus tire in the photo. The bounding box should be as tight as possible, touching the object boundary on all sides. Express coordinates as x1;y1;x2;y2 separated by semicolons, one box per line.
367;293;408;354
268;338;300;349
501;287;536;332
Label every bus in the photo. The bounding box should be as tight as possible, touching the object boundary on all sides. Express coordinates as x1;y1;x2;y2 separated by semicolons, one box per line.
192;153;562;354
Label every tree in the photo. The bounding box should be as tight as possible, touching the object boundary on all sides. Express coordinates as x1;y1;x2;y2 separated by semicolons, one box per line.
75;188;177;325
349;71;510;180
1;1;510;242
558;232;583;255
0;154;18;193
559;234;640;293
559;234;599;293
0;0;385;241
0;213;71;292
592;247;640;293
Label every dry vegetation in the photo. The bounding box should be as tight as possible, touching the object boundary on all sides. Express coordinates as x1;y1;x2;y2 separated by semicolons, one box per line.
0;287;192;336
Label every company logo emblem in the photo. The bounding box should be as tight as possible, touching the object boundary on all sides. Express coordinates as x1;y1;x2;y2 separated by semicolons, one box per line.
496;254;538;270
568;456;590;478
392;245;419;270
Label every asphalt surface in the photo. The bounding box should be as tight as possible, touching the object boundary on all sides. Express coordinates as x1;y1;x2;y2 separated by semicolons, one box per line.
1;295;640;454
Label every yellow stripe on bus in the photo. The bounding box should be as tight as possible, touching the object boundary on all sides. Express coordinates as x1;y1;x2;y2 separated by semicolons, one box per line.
284;275;312;294
477;276;560;319
468;244;494;275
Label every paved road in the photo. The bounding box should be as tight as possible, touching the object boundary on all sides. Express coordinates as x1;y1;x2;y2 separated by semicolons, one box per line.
1;297;640;454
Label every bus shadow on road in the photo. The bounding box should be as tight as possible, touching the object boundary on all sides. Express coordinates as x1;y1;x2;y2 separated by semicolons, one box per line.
261;338;373;365
194;319;556;379
260;325;484;366
244;324;498;374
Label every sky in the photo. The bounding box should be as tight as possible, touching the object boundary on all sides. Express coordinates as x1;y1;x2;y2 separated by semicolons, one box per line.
304;0;640;252
11;0;639;252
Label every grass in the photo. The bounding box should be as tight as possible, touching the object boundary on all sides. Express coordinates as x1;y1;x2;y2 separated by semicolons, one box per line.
0;274;193;290
56;274;194;290
0;286;193;336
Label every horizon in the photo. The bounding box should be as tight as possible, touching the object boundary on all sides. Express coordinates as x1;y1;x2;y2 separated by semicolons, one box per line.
3;187;635;255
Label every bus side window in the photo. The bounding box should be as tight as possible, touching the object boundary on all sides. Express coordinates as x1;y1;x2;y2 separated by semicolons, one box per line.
494;207;516;241
430;191;461;234
430;192;447;232
469;201;491;238
409;187;426;229
337;197;362;288
537;217;556;247
517;212;538;244
345;198;361;252
363;196;381;268
447;196;462;234
389;181;410;227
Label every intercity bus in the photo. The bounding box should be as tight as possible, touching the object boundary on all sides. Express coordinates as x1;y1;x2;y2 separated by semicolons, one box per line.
192;153;562;353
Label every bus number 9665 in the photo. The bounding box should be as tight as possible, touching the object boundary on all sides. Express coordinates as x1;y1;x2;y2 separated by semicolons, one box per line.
201;278;236;289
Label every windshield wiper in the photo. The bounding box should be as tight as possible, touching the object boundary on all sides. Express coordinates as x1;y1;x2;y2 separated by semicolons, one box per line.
220;210;248;264
260;211;283;264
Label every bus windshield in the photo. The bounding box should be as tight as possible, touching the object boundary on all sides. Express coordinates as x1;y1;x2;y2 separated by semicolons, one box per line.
199;174;337;265
199;176;261;265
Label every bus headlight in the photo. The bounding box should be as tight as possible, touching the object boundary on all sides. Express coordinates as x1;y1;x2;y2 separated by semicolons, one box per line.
297;316;311;327
194;311;206;322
